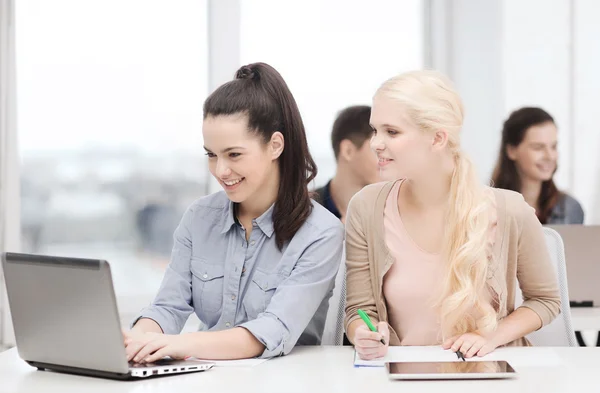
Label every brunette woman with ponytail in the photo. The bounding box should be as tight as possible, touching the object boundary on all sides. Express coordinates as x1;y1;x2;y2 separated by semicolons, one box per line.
124;63;344;362
345;70;560;361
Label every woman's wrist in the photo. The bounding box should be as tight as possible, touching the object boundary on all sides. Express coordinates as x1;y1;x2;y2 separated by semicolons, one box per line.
484;324;510;349
185;332;205;358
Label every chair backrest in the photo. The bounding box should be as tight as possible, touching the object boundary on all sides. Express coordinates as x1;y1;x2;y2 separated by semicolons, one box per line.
514;227;577;346
322;253;346;345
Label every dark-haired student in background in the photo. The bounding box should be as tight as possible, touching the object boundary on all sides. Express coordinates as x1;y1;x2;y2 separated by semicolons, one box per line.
492;107;584;224
314;105;379;224
123;62;344;362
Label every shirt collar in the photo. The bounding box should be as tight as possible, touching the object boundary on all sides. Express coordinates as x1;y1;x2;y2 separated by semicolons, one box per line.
254;203;275;238
221;201;237;234
221;201;275;238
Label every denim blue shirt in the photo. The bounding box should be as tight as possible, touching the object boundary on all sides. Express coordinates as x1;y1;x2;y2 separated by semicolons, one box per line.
133;191;344;358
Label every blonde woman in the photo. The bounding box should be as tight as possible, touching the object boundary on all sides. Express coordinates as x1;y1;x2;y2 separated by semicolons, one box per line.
345;70;561;360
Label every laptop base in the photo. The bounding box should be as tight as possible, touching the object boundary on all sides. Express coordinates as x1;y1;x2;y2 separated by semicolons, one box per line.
27;361;133;380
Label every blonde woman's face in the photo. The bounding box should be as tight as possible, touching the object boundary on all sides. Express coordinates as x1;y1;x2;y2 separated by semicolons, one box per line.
370;96;436;181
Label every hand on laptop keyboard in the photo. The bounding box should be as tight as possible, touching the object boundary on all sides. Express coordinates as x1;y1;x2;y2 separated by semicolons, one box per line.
130;334;192;364
123;330;163;362
129;358;173;368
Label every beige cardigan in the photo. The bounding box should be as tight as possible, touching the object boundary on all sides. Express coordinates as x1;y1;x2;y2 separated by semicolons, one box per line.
344;181;561;346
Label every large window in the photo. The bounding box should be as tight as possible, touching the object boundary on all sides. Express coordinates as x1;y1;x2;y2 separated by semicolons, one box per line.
240;0;424;186
16;0;208;325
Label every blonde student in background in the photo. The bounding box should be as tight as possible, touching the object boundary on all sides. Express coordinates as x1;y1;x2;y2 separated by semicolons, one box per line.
123;62;344;363
344;70;561;361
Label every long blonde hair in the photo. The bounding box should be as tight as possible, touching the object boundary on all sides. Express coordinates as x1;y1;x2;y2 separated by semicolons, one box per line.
375;70;497;340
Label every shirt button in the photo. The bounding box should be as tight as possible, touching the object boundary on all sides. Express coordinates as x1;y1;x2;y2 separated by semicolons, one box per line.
242;267;246;273
250;241;256;246
231;295;236;301
202;273;208;279
225;322;231;328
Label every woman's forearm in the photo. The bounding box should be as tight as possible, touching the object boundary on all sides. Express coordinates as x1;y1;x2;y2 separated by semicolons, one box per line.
189;327;265;360
490;307;542;347
133;318;164;334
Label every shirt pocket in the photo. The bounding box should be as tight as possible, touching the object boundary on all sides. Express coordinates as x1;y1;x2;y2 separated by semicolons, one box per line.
243;269;285;319
191;258;225;314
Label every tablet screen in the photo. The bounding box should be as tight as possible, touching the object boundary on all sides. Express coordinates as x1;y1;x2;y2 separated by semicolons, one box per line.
387;361;515;377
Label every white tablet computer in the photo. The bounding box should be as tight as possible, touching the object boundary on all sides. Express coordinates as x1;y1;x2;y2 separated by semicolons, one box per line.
386;361;517;380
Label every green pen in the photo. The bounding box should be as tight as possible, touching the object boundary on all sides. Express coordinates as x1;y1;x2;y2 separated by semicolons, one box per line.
357;309;386;345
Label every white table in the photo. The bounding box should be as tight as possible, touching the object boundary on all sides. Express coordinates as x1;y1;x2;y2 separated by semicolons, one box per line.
0;346;598;392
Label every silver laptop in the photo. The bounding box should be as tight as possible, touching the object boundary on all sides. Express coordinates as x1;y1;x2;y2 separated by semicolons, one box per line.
546;225;600;306
1;252;214;380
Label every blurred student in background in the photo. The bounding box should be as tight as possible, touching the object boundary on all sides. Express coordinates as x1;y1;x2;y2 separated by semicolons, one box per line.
314;105;379;224
123;62;344;362
345;70;560;361
492;107;584;224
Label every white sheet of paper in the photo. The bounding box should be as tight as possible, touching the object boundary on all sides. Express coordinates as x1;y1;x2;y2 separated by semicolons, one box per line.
354;346;563;369
354;346;457;367
482;347;563;368
191;357;269;367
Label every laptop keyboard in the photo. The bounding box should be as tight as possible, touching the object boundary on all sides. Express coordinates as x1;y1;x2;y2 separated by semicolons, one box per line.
129;362;150;368
129;358;173;368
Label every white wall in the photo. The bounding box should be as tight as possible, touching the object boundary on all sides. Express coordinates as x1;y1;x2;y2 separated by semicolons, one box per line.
451;0;505;184
427;0;505;184
573;0;600;224
503;0;572;190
